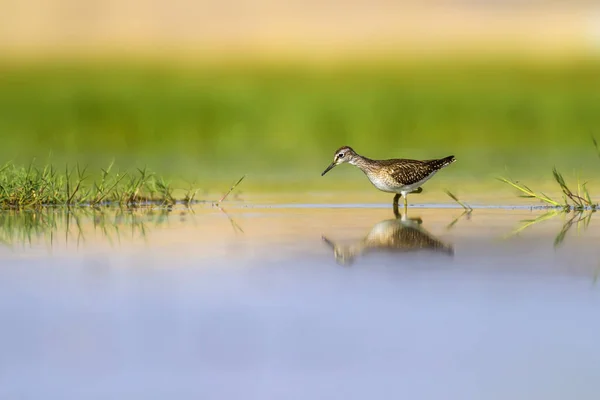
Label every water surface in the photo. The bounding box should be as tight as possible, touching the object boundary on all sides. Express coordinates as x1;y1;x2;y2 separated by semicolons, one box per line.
1;205;599;399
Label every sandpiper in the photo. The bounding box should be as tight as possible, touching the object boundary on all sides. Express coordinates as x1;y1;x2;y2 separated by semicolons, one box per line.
321;146;455;210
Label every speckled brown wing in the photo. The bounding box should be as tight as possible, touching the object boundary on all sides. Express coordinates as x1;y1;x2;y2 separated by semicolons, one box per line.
384;160;437;186
382;156;455;185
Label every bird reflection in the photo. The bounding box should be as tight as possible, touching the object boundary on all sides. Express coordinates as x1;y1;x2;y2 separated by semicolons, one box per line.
322;209;454;266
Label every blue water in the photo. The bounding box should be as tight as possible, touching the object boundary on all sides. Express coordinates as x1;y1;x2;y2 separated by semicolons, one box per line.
0;206;599;399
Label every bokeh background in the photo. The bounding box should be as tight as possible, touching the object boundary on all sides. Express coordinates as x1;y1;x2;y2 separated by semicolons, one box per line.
2;0;600;193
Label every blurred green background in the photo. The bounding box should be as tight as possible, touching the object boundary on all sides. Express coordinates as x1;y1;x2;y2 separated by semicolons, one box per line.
2;1;600;194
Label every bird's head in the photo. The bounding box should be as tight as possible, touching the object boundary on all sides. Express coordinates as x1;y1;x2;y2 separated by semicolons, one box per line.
321;146;358;176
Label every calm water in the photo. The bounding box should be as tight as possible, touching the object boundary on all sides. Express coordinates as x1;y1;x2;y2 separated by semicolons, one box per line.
1;204;599;399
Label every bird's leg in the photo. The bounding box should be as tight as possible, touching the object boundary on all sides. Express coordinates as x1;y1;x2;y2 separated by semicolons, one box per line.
393;193;401;217
403;194;408;211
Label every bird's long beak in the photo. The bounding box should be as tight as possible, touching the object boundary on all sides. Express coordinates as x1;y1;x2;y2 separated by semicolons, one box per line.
321;162;336;176
322;235;336;249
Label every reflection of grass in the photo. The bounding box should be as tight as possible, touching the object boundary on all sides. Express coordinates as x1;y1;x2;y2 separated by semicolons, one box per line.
505;210;594;248
0;207;172;248
215;205;244;234
504;210;561;238
0;205;246;248
445;210;472;230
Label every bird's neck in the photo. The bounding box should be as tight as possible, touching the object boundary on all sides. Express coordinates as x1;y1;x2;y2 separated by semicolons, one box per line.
350;154;377;172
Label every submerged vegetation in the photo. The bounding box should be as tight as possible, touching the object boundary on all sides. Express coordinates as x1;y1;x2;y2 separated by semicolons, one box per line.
0;161;245;209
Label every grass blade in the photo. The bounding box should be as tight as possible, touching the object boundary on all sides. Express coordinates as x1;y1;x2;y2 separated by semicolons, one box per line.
444;189;473;211
498;177;561;207
218;175;246;203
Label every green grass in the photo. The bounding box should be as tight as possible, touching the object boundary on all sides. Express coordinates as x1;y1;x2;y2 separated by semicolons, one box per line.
444;189;473;211
496;136;599;247
0;160;245;209
1;59;600;182
499;137;600;211
499;167;599;210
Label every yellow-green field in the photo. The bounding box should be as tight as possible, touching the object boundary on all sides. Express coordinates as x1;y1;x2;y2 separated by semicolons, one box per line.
1;58;600;194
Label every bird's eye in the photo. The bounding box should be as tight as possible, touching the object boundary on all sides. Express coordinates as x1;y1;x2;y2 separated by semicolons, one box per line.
338;153;344;158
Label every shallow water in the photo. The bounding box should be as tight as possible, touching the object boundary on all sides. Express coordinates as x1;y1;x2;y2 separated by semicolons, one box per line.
1;204;599;399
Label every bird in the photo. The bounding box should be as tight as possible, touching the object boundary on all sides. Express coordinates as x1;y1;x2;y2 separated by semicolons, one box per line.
322;212;454;266
321;146;455;210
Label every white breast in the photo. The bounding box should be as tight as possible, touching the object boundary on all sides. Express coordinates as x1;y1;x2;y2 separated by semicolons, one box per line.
365;173;396;193
365;170;438;195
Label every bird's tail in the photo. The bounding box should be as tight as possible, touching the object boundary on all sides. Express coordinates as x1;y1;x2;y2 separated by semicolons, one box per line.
427;155;456;170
